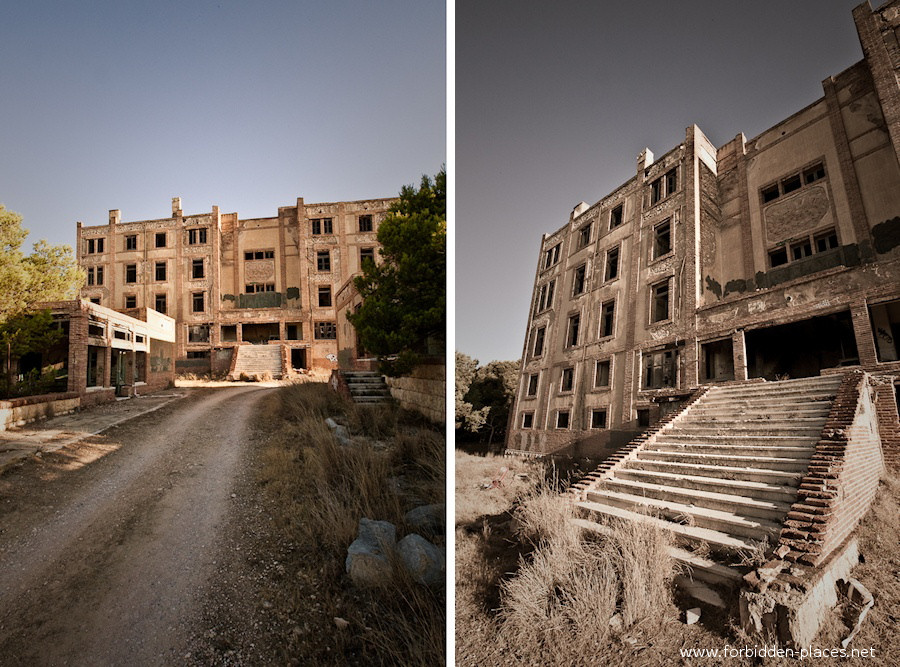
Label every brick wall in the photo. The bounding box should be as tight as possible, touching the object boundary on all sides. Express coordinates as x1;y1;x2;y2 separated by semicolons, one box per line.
871;375;900;470
777;371;884;567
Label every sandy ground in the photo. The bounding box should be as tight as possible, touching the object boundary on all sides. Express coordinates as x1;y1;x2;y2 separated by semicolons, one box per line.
0;385;286;665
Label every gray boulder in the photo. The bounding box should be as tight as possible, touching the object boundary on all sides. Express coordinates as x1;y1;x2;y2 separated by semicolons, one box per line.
397;533;444;587
345;518;396;587
404;503;445;536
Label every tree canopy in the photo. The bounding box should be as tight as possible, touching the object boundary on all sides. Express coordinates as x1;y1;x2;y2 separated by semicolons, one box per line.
0;205;83;321
456;352;519;450
347;170;445;375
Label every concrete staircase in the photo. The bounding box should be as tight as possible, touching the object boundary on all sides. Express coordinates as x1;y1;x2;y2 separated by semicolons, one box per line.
232;345;283;379
343;371;391;404
573;374;844;598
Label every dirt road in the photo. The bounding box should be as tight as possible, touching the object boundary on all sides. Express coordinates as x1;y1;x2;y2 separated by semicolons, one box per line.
0;386;279;665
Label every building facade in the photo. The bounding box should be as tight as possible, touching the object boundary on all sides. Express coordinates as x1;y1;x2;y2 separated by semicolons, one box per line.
77;195;393;375
508;0;900;457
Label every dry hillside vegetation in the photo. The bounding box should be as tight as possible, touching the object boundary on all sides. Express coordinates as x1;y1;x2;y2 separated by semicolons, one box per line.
255;383;445;666
456;449;900;667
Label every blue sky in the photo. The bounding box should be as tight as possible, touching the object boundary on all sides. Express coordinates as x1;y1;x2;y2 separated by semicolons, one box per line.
1;0;445;247
456;0;869;364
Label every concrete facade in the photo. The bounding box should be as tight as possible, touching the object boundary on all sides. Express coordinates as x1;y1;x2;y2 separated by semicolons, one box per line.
77;195;393;374
508;0;900;458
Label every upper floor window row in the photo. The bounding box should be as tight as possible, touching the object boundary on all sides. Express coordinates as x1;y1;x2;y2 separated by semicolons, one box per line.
761;162;826;204
543;243;561;270
311;218;333;235
244;250;275;260
85;238;105;254
650;167;678;205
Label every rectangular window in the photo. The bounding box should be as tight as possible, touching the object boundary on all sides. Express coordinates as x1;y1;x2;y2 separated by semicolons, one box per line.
556;410;570;429
537;279;555;312
762;184;780;203
650;178;662;205
314;322;337;339
125;264;137;283
572;264;586;296
360;247;375;266
803;162;825;184
187;228;208;245
533;326;546;357
651;281;670;323
311;218;333;235
87;266;104;286
191;258;204;279
665;168;677;196
653;220;672;259
761;162;827;205
526;373;539;396
155;261;166;281
644;349;677;389
600;301;615;338
605;246;619;281
791;239;813;261
815;229;838;252
560;367;574;392
591;409;608;429
85;238;105;254
610;204;623;229
318;286;332;307
188;324;210;343
781;174;802;194
155;232;166;248
125;235;137;251
769;247;788;267
577;223;591;249
317;250;331;271
522;413;534;429
595;359;611;388
245;283;275;293
567;313;580;347
87;267;94;286
124;295;136;309
155;293;167;314
244;250;275;260
192;292;205;313
359;215;373;232
543;243;561;269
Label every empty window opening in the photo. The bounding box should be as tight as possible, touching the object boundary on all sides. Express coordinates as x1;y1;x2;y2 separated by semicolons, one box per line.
125;235;137;250
154;293;167;314
605;247;619;281
653;220;671;259
577;223;591;249
192;292;205;313
187;228;207;245
643;347;678;389
85;237;105;254
290;348;307;369
314;322;336;339
869;299;900;362
188;325;210;343
359;215;373;232
360;247;375;267
245;283;275;293
651;281;670;323
155;261;166;281
125;264;137;283
781;174;802;194
591;409;607;429
243;323;280;344
600;301;615;338
746;311;859;380
561;367;574;392
610;204;623;229
533;326;546;357
311;218;333;235
543;243;561;269
155;232;166;248
318;286;332;307
244;250;275;260
192;259;205;279
572;264;586;296
221;325;238;342
286;323;303;340
761;161;827;204
522;413;534;429
124;295;136;309
700;338;735;382
595;359;611;387
637;408;650;428
527;373;539;396
317;250;331;271
556;410;570;429
567;314;580;347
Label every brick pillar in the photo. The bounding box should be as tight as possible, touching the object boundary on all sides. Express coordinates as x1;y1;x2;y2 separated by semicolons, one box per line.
733;329;748;381
103;346;112;388
68;311;88;393
850;302;878;367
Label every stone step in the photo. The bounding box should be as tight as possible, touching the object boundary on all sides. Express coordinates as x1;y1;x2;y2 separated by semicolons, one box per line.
352;396;392;404
582;490;782;541
612;468;799;503
571;518;743;589
687;406;831;419
575;501;761;553
646;443;816;458
597;478;793;521
698;392;837;407
624;459;804;485
637;450;811;472
706;376;841;395
661;425;823;437
676;416;828;429
655;433;821;446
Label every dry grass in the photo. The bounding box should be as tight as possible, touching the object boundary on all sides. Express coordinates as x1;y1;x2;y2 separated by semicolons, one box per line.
255;381;445;665
456;448;900;667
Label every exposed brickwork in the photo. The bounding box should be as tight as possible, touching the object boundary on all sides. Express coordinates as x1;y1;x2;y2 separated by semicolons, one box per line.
775;371;884;567
871;375;900;470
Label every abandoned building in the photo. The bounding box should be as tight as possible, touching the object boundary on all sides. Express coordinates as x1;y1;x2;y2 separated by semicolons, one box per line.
76;195;393;377
0;300;176;430
509;0;900;460
508;0;900;645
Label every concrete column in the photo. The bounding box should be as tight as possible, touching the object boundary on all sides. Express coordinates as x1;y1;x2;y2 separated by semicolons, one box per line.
732;329;748;381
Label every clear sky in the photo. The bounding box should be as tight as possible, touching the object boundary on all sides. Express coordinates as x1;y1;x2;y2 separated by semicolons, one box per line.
456;0;869;364
1;0;445;248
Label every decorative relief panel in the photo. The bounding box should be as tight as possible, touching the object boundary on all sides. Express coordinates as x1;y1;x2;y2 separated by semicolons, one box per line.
649;325;673;340
764;185;829;242
244;260;275;282
648;257;675;276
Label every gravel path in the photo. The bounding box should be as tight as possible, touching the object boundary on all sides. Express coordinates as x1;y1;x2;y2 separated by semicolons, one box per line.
0;385;279;666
